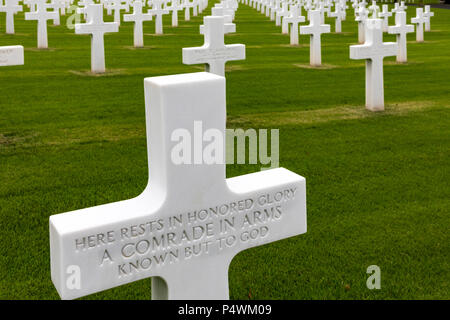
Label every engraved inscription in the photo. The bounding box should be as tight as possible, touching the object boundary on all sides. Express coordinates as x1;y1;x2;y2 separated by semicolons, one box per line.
189;47;242;63
73;188;298;277
0;48;15;65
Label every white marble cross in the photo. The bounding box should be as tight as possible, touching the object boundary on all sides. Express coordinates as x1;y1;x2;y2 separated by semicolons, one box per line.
317;2;326;24
25;0;59;49
0;45;24;66
300;10;330;66
0;0;22;34
75;4;119;73
166;0;183;27
50;71;307;300
284;5;305;45
388;11;414;63
268;0;277;21
200;6;235;35
183;16;245;77
47;0;62;26
391;2;401;14
378;4;392;32
148;0;169;34
277;2;289;32
107;0;129;25
78;0;93;17
423;5;434;32
123;1;153;47
217;3;235;21
368;0;378;17
184;0;195;21
356;4;369;43
411;7;426;42
24;0;37;11
192;0;199;16
329;2;344;33
57;0;70;16
275;1;286;27
350;19;397;111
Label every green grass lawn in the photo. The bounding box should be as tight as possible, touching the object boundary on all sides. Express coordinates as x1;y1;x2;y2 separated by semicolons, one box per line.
0;2;449;299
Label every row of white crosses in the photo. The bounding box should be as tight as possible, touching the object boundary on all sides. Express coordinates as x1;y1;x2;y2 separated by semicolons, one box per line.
1;0;74;36
351;3;432;111
350;2;434;111
242;0;332;67
355;1;434;44
72;0;213;73
242;0;437;111
0;0;25;66
1;0;209;48
183;0;245;76
102;0;208;25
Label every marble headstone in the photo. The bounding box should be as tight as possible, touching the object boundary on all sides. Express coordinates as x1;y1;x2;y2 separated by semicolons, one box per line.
50;72;307;300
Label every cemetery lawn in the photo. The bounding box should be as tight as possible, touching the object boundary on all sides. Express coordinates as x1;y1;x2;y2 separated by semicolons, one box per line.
0;3;449;299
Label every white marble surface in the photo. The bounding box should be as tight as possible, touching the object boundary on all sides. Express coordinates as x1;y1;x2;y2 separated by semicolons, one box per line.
50;72;307;300
350;19;397;111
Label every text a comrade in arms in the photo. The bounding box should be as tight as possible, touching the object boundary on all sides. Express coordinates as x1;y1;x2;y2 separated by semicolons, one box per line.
74;187;298;251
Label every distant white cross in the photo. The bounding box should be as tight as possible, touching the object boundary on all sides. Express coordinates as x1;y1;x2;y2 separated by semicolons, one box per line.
368;1;378;17
378;4;392;32
107;0;129;25
275;1;286;27
192;0;199;16
47;0;62;26
148;0;169;34
183;16;245;76
268;0;277;21
75;4;119;73
329;2;344;33
411;7;426;42
58;0;71;16
217;2;235;21
350;19;397;111
423;5;434;32
284;5;305;45
391;2;401;15
300;10;330;66
317;2;326;24
184;0;195;21
200;6;236;35
25;0;59;49
388;11;414;63
0;0;22;34
277;2;289;32
124;0;153;47
356;4;369;43
166;0;183;27
78;0;94;19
